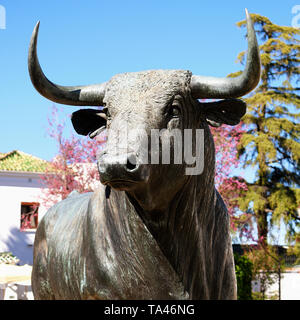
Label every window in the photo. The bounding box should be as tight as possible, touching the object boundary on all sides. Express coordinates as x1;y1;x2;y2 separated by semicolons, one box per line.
20;202;39;231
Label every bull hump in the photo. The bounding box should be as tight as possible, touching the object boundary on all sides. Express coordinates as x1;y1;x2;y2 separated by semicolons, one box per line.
87;187;188;299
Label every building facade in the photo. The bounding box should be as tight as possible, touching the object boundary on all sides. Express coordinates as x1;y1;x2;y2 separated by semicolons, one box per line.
0;151;49;265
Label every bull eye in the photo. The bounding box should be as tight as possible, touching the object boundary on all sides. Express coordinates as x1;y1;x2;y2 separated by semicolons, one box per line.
169;105;181;118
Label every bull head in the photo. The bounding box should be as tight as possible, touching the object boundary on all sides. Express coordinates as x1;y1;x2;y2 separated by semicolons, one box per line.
28;10;260;200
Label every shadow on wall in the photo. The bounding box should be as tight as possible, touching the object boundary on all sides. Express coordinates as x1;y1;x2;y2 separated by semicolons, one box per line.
5;227;35;265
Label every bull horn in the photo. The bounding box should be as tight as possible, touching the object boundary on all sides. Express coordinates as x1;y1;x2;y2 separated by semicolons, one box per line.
28;21;106;106
191;9;261;99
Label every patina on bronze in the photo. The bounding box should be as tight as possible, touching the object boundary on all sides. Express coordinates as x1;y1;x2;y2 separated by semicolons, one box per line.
28;10;260;299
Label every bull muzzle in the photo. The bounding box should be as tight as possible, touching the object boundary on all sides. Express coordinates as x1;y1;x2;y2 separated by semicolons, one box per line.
98;152;149;190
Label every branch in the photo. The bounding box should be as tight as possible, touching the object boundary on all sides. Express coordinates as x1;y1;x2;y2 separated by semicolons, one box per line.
269;86;300;91
286;211;300;222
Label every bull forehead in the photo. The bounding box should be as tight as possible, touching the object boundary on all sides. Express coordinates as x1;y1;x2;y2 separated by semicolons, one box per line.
103;70;192;111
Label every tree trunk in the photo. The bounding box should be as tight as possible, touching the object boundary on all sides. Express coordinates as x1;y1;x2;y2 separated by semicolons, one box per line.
257;210;268;245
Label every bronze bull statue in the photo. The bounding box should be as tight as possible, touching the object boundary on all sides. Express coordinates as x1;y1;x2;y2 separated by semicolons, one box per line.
28;10;260;299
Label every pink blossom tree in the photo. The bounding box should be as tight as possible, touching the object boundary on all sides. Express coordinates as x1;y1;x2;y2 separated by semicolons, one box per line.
211;124;253;240
39;105;106;209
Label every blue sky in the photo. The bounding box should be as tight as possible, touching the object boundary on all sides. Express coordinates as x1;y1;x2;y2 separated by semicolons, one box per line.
0;0;298;161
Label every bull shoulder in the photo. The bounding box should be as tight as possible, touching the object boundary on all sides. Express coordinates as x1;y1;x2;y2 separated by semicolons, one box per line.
32;191;94;299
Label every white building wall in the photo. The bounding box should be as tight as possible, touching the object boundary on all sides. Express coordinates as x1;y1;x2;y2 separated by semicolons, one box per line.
266;270;300;300
0;172;48;265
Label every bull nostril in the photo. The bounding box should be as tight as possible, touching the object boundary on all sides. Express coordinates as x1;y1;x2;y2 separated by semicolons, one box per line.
126;154;138;172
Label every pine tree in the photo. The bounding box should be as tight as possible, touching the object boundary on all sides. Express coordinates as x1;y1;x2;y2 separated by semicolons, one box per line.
233;14;300;245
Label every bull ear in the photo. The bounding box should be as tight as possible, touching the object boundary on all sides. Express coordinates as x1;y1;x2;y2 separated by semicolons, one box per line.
203;99;246;127
71;108;107;138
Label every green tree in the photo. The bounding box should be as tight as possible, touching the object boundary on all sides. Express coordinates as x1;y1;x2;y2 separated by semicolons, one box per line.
244;245;285;300
234;253;253;300
234;14;300;245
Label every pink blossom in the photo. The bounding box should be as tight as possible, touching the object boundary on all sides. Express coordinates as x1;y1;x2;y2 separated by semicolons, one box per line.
212;123;252;239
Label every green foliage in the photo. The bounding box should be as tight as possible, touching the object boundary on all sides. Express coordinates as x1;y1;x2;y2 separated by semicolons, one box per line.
244;245;285;300
251;292;264;300
252;291;279;300
287;233;300;265
234;253;253;300
234;13;300;243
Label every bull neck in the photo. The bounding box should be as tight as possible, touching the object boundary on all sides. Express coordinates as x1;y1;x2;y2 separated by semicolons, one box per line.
126;173;216;299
